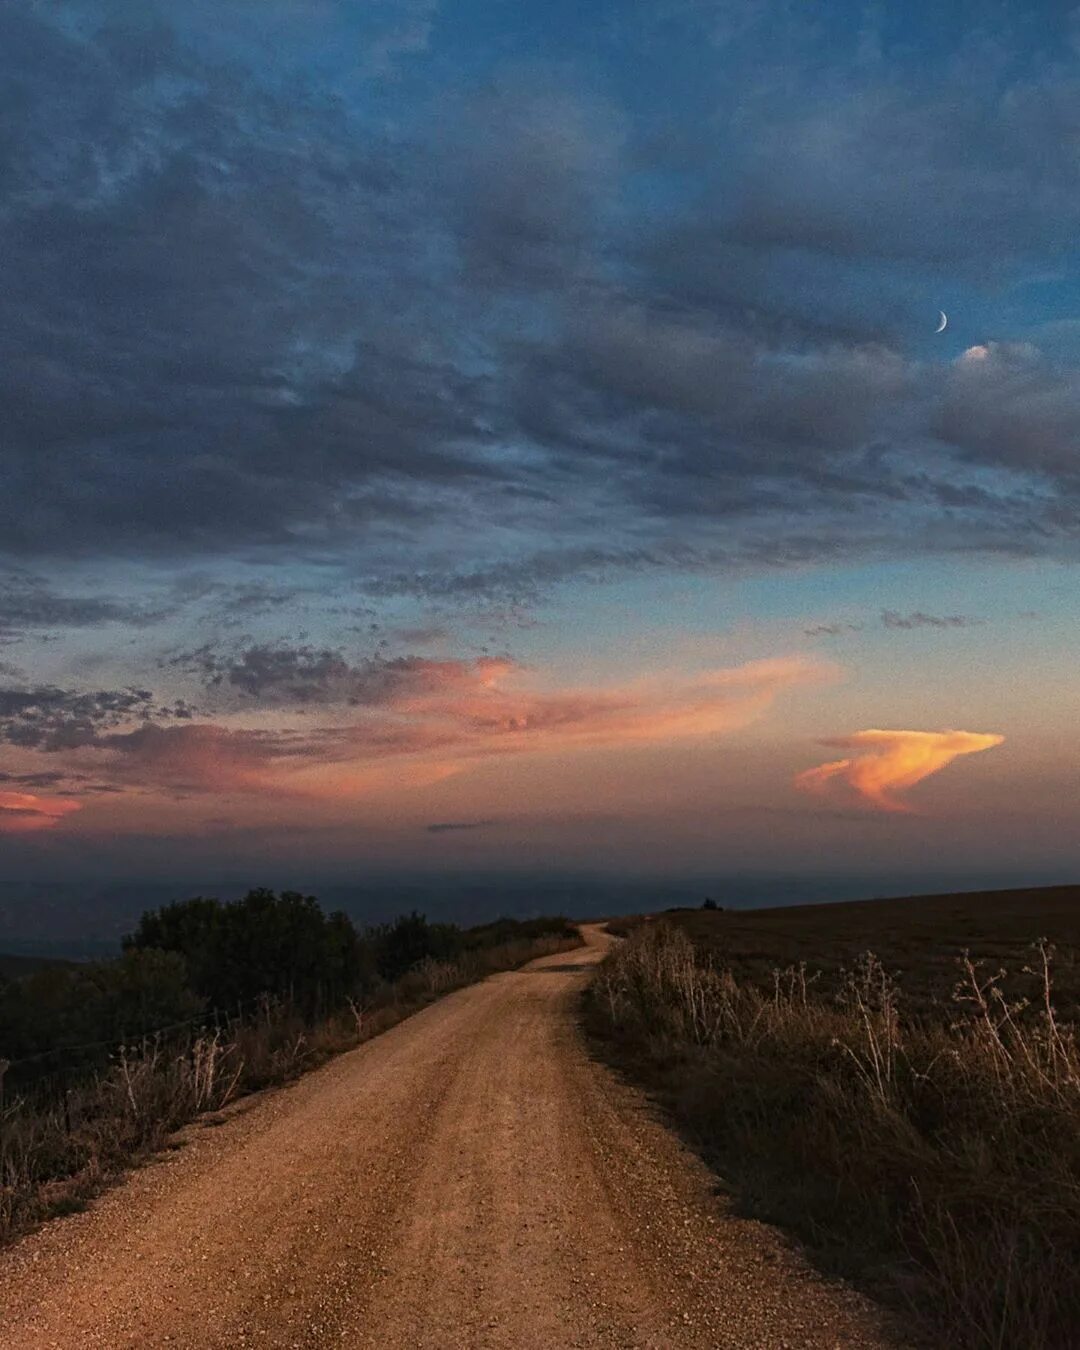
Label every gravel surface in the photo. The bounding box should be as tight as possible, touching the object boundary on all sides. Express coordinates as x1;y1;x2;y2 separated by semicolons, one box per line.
0;926;905;1348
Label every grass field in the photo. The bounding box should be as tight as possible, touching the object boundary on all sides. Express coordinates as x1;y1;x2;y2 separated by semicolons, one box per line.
608;883;1080;1020
591;884;1080;1350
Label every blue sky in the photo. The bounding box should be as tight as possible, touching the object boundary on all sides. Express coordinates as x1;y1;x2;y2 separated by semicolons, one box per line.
0;0;1077;911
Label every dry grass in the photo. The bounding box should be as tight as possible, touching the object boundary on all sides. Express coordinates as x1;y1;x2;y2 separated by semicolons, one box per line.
1;932;578;1244
588;919;1080;1350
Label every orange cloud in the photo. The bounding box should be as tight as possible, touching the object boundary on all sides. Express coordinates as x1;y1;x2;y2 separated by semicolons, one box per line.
0;790;81;833
794;728;1005;814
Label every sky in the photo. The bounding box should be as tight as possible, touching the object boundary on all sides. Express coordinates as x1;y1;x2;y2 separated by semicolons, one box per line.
1;0;1078;922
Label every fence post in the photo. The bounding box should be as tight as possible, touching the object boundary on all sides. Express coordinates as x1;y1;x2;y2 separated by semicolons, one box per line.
0;1058;8;1115
59;1061;72;1135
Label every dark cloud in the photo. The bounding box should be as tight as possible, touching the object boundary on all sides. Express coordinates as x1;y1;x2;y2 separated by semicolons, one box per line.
426;820;498;833
0;769;126;795
171;642;513;710
175;644;359;704
448;79;623;290
881;610;978;631
359;547;670;608
714;83;1080;274
0;684;193;751
0;7;492;560
0;576;168;636
0;770;67;788
804;621;864;638
936;344;1080;486
0;686;156;751
393;625;450;646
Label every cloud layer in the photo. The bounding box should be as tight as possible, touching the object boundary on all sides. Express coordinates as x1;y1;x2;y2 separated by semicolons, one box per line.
1;1;1079;599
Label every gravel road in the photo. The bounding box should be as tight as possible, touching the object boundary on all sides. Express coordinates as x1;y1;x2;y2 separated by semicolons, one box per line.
0;926;902;1349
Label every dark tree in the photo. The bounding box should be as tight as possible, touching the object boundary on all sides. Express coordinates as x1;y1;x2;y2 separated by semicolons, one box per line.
125;889;367;1016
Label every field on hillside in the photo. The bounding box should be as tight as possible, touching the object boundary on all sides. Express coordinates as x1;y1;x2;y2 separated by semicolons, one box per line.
592;885;1080;1349
610;884;1080;1021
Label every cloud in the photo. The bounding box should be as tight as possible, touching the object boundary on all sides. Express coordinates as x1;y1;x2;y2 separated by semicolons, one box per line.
0;790;81;833
449;79;623;290
0;686;159;750
426;819;498;833
92;722;312;794
173;644;513;709
311;655;825;774
0;576;172;637
362;0;440;78
937;341;1080;485
393;625;450;646
795;728;1005;813
353;654;827;754
881;610;978;630
4;654;825;800
0;681;195;754
804;621;864;637
805;611;980;637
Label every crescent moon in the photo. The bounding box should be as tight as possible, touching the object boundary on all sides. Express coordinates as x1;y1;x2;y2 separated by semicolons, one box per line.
935;310;948;334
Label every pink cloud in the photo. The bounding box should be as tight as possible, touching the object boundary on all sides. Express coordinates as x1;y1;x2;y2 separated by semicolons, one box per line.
380;655;824;750
66;655;827;801
91;723;315;793
795;728;1005;814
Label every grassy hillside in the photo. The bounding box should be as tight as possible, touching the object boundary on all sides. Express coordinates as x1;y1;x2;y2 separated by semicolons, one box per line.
591;884;1080;1349
612;883;1080;1020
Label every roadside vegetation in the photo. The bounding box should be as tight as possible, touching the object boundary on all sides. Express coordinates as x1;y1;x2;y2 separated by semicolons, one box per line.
0;890;578;1244
587;888;1080;1350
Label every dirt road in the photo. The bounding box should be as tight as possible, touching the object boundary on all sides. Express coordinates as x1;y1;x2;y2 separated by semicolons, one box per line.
0;926;899;1348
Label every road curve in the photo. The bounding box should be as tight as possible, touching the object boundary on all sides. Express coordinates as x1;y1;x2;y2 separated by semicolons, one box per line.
0;926;900;1349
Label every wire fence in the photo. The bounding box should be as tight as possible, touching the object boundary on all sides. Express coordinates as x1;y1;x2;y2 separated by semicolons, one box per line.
0;993;280;1117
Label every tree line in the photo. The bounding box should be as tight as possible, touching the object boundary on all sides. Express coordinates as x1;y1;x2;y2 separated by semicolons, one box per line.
0;890;574;1070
